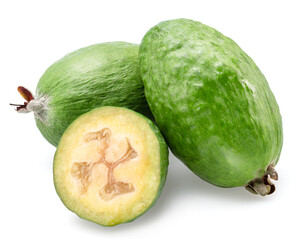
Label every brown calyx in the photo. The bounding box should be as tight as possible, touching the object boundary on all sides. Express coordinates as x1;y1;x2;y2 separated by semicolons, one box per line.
245;164;278;196
71;128;137;201
10;86;34;112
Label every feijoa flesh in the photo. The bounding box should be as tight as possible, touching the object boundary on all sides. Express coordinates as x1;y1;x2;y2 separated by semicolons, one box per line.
54;106;168;226
12;42;152;146
139;19;283;196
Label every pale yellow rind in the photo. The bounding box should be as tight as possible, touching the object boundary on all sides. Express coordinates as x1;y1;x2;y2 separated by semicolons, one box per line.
54;107;161;226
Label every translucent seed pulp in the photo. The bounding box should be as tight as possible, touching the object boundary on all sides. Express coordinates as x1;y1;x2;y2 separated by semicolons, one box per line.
71;128;137;201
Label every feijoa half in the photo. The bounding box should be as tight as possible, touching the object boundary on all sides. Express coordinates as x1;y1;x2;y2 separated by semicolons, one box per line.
53;107;168;226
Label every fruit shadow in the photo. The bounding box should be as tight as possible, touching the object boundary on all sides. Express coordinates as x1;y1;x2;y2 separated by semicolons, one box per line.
72;152;264;232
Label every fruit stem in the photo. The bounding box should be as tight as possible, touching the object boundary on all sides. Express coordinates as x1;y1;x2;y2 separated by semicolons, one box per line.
245;164;278;196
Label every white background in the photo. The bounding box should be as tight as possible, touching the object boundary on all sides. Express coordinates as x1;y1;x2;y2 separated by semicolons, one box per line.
1;0;302;239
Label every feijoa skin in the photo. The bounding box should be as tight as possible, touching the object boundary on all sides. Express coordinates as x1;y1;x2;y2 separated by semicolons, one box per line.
54;106;168;226
139;19;283;195
12;42;152;146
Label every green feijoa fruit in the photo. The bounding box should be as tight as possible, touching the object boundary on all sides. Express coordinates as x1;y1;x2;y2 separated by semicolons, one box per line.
54;106;168;226
12;42;152;147
139;19;282;196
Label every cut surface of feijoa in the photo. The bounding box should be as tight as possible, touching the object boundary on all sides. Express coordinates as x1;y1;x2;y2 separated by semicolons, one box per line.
53;107;168;226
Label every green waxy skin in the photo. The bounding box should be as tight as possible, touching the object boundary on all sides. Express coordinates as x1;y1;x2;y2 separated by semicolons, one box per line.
54;106;168;226
19;42;152;146
139;19;283;192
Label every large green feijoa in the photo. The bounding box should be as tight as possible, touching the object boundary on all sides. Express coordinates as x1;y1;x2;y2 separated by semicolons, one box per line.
12;42;152;146
54;106;168;226
139;19;283;196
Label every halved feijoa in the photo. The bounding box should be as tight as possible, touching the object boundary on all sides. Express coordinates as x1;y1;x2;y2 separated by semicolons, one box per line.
53;107;168;226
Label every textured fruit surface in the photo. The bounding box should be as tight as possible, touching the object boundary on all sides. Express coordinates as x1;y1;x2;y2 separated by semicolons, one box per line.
34;42;152;146
139;19;283;188
54;107;168;226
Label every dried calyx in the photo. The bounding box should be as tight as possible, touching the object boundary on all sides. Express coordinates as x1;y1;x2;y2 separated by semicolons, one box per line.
245;164;278;196
10;86;48;123
10;86;35;112
10;86;47;113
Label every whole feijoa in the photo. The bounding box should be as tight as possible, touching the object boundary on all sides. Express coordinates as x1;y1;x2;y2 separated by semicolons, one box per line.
139;19;283;196
12;42;152;146
54;106;168;226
